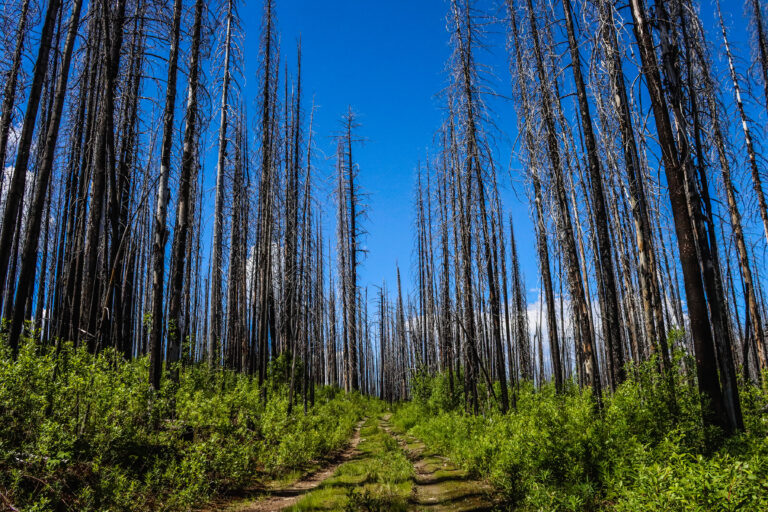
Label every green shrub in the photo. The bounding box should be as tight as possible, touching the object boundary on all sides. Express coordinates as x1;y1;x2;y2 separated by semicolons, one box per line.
0;339;373;511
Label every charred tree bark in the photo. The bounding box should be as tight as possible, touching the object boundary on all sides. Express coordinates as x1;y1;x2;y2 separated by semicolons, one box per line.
167;0;204;377
0;0;31;204
562;0;625;387
598;0;668;366
209;0;234;365
79;0;128;350
149;0;183;389
630;0;730;433
525;0;600;400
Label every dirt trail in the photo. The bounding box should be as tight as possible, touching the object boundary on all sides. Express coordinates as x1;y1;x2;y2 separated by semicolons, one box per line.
380;414;497;512
217;415;498;511
221;420;365;512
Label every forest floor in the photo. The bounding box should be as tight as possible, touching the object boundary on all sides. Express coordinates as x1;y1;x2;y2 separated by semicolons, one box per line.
218;413;498;511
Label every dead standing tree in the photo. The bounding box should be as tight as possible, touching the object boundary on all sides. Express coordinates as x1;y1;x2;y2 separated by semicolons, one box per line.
336;108;364;392
149;0;184;390
0;0;61;321
167;0;206;377
253;0;279;387
629;0;733;433
561;0;625;388
7;0;85;355
209;0;237;366
506;1;558;389
79;0;129;351
0;0;31;208
445;0;509;413
594;0;668;366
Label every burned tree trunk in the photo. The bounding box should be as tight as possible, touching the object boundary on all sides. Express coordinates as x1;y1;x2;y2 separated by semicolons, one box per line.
524;0;600;400
167;0;204;376
0;0;31;202
630;0;730;433
149;0;183;389
254;0;278;386
79;0;128;350
209;0;235;365
0;0;61;318
597;0;668;365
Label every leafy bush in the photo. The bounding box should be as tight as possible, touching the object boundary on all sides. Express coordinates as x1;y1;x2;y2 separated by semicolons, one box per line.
392;358;768;511
0;339;373;511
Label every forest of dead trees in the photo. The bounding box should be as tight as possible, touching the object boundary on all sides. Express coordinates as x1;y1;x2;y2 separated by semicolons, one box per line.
2;0;768;436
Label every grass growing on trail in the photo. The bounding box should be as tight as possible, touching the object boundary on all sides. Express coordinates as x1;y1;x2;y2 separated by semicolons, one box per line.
393;355;768;511
0;339;378;511
386;417;497;511
288;416;413;511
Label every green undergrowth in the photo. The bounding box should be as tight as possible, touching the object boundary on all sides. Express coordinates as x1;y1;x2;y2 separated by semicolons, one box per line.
393;356;768;511
288;415;413;511
0;339;379;511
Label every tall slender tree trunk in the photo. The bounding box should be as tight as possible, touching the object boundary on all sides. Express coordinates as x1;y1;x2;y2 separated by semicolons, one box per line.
630;0;730;433
683;0;742;431
525;0;600;400
345;111;360;391
168;0;204;378
562;0;625;387
718;2;768;252
79;0;128;350
148;0;183;389
0;0;31;204
209;0;234;365
709;81;764;383
255;0;277;387
598;0;668;365
507;2;557;387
